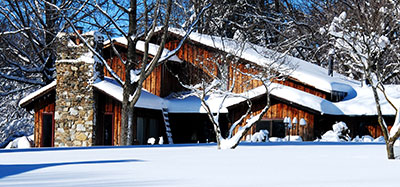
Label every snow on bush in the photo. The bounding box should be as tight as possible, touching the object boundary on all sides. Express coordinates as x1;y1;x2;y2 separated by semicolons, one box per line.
352;135;377;142
246;130;269;142
268;136;303;142
147;137;156;145
4;135;34;149
373;136;385;143
319;121;351;142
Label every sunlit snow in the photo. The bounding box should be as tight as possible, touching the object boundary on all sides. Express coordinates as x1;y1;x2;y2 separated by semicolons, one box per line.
1;143;399;186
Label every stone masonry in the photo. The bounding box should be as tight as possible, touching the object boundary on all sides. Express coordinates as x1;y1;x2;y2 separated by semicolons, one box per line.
54;33;98;147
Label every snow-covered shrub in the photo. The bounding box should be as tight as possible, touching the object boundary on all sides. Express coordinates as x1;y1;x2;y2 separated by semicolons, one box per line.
352;135;385;143
247;130;269;142
319;121;351;142
147;137;156;145
4;135;34;149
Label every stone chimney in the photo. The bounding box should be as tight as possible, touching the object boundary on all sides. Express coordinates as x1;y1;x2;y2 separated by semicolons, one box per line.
53;32;102;147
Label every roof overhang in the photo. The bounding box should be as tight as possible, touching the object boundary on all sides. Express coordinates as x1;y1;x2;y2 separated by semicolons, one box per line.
19;81;56;108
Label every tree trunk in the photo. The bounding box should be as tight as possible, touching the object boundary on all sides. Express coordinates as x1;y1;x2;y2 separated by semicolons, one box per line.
386;141;395;159
120;0;137;145
44;0;57;83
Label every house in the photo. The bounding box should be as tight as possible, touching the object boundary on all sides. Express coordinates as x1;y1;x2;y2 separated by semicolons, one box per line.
19;30;400;147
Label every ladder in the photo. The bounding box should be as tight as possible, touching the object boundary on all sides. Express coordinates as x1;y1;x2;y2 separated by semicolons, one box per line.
162;107;173;144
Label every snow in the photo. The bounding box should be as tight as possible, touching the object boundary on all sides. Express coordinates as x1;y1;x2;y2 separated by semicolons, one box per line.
1;143;398;186
319;122;351;142
389;108;400;138
223;82;400;116
4;135;33;149
378;36;390;49
166;94;229;113
147;137;156;145
103;39;182;63
92;77;165;110
167;28;361;93
247;130;269;142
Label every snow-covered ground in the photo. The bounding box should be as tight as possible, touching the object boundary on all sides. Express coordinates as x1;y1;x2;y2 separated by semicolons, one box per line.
0;143;399;187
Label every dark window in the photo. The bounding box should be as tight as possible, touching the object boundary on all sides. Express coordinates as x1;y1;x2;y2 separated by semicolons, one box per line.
330;91;347;102
256;120;285;138
42;113;54;147
103;114;113;145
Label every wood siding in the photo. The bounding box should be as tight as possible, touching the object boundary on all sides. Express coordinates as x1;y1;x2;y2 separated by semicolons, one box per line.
33;91;55;147
103;52;183;97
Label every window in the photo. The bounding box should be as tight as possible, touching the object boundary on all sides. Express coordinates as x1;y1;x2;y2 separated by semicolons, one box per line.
256;119;285;138
42;113;54;147
330;91;347;102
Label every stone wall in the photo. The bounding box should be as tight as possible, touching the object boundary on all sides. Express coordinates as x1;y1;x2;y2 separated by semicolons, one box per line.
54;33;97;147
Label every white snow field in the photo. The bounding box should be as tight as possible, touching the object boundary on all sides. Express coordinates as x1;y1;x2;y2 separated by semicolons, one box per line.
1;143;399;187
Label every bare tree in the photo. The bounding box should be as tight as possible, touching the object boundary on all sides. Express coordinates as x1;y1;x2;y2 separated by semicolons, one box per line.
327;0;400;159
171;34;293;149
0;0;99;145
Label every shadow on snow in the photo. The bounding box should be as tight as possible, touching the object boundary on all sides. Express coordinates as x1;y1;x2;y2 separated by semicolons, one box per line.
0;159;142;179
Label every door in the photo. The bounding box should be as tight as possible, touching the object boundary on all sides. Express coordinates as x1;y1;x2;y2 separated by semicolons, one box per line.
103;113;114;145
41;113;54;147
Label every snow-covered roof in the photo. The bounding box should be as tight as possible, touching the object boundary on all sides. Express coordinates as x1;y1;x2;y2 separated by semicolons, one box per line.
223;83;400;116
167;28;360;93
166;94;228;113
94;77;227;113
104;39;182;63
19;80;56;107
93;77;165;110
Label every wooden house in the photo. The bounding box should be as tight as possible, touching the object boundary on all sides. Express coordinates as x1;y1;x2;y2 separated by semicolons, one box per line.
19;30;400;147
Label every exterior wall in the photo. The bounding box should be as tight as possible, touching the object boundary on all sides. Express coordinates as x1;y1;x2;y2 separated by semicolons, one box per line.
53;34;96;147
103;53;183;97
